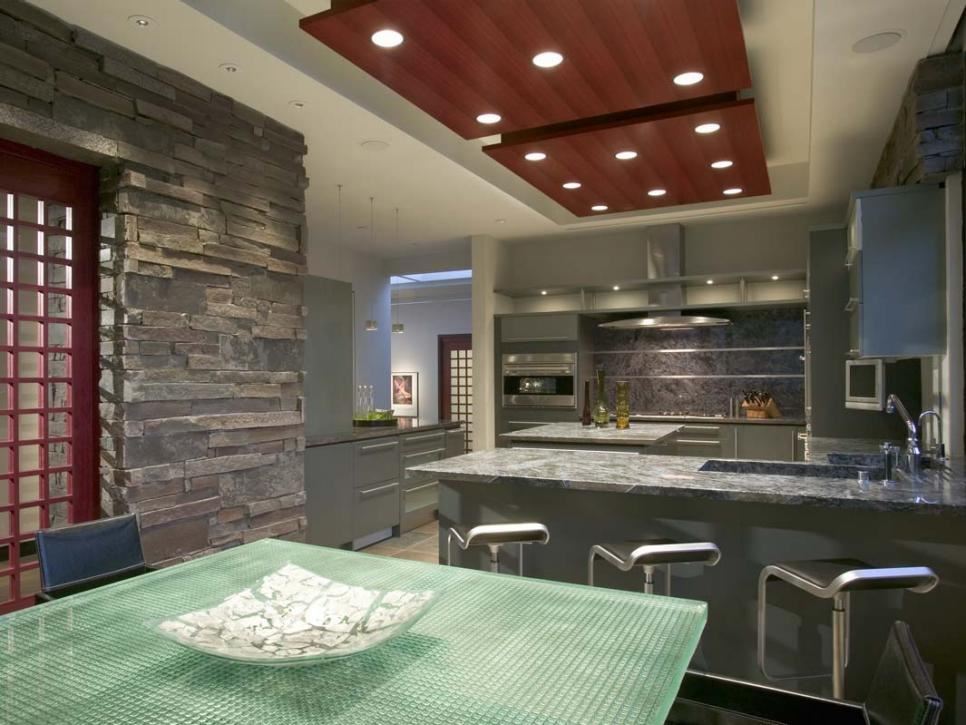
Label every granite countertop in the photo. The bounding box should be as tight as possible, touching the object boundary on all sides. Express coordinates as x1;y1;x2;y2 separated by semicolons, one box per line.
409;447;966;515
501;422;682;446
306;419;461;448
630;415;807;426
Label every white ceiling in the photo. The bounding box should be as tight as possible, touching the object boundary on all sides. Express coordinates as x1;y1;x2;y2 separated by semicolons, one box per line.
28;0;965;258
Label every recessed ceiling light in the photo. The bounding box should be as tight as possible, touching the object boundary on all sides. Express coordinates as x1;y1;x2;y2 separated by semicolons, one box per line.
706;279;714;285
541;290;548;296
128;15;152;28
592;204;609;212
371;29;404;48
532;51;564;68
495;218;506;224
852;31;904;54
562;181;581;189
723;187;743;195
612;285;621;291
615;150;638;160
477;112;502;124
289;100;305;109
710;160;733;169
360;139;390;152
695;123;720;134
771;274;780;281
219;63;239;73
673;71;704;86
647;189;667;197
524;152;547;161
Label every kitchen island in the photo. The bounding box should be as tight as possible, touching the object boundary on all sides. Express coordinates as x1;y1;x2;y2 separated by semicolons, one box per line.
409;445;966;718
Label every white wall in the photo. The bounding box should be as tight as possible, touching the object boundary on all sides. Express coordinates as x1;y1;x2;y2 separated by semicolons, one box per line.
307;242;392;408
391;288;472;420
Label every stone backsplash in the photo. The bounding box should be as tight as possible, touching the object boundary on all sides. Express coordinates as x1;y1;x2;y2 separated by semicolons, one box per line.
591;309;805;417
0;0;308;563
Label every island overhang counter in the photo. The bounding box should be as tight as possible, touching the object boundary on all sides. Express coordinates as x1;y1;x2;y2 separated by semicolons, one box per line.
409;447;966;719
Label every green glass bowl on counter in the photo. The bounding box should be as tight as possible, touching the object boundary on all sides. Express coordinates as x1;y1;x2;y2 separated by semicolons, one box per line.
353;409;398;427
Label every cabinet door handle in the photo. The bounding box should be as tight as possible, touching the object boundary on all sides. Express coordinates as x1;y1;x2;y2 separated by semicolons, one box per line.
404;432;445;444
676;439;722;446
844;297;859;313
359;441;398;454
681;425;720;432
404;448;446;461
359;482;398;499
405;480;438;495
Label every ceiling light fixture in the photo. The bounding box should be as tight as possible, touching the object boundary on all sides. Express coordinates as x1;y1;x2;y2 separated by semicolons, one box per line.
592;204;608;212
771;275;780;281
541;290;548;296
562;182;581;190
289;100;305;109
852;31;904;54
532;51;564;68
695;123;720;134
371;29;404;48
706;279;714;285
673;71;704;86
710;160;733;169
219;63;239;73
495;218;506;224
612;285;621;291
477;112;501;124
647;189;667;197
524;152;547;161
360;139;390;152
128;15;152;27
615;150;638;160
723;187;743;195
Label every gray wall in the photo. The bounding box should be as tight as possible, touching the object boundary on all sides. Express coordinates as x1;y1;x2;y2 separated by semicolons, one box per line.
808;227;919;439
0;1;307;562
391;290;472;420
304;276;352;438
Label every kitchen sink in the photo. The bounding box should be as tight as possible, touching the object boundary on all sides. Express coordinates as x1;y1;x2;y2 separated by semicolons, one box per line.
699;459;883;479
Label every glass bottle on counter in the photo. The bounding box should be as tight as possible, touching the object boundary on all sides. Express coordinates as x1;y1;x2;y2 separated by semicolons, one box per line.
615;381;630;430
593;368;610;428
581;380;592;426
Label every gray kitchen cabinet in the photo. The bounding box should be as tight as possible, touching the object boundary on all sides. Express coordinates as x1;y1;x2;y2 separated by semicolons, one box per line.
446;426;465;457
304;443;353;548
352;480;400;539
399;429;448;532
500;313;579;342
846;184;945;357
353;438;400;486
724;425;805;462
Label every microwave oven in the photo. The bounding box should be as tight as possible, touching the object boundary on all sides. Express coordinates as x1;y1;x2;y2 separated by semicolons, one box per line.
845;359;885;410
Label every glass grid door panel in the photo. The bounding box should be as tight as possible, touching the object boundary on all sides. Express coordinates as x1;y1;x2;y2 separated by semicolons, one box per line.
0;189;76;609
439;335;472;453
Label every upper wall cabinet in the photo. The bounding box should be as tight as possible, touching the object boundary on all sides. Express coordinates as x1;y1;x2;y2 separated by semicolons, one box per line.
500;314;579;343
846;184;945;358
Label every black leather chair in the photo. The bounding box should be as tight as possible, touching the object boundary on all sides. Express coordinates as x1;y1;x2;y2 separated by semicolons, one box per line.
667;622;942;725
35;514;152;603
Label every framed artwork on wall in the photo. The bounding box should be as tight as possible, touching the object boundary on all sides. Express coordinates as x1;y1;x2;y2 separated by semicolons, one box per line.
391;372;419;418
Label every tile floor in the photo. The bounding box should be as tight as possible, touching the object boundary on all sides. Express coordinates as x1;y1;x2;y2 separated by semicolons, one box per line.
360;521;440;564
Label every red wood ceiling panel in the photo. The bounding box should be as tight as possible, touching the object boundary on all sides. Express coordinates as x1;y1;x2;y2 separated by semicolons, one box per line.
483;99;771;217
300;0;752;139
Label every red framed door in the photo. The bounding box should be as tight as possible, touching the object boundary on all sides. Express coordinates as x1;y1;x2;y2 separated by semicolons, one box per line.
0;139;99;612
439;334;473;453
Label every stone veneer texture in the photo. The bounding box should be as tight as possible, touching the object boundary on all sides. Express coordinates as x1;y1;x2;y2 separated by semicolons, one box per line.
0;1;308;563
873;51;964;188
592;309;806;417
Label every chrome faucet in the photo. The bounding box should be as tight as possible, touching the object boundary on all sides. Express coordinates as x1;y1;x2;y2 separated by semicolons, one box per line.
917;410;945;461
886;394;921;477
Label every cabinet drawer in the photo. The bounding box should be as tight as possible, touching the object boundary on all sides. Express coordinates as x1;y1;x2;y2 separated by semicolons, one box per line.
400;430;446;453
352;480;399;539
402;447;446;484
353;439;400;487
500;314;578;342
678;424;721;439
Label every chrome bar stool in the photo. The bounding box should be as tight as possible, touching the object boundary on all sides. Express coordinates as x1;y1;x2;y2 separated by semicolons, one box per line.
757;558;939;699
587;539;721;594
446;522;550;574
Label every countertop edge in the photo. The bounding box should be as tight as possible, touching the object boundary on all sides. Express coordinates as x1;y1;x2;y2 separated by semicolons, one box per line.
306;420;462;448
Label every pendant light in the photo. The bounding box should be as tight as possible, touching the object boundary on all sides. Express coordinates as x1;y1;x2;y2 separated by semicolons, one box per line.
364;196;378;332
391;207;405;334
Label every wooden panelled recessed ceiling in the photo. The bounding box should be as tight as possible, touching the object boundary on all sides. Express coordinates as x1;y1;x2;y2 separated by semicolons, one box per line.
484;99;771;217
300;0;753;140
300;0;770;216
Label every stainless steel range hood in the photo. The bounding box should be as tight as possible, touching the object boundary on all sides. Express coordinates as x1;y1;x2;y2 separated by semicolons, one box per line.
599;314;731;330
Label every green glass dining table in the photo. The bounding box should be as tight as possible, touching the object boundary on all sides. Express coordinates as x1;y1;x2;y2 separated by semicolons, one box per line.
0;539;707;724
